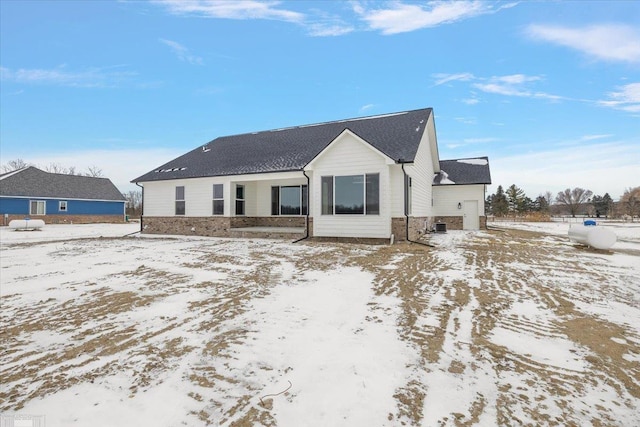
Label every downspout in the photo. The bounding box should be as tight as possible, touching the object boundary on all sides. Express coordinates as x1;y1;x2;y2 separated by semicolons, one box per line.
292;170;311;244
399;160;434;248
136;182;144;234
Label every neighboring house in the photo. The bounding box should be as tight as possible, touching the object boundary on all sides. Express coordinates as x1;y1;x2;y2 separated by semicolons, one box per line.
132;108;491;241
0;166;126;225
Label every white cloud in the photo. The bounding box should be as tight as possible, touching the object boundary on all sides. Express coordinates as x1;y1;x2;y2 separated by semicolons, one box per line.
526;23;640;63
359;103;377;112
152;0;304;22
354;1;514;35
0;65;136;88
433;72;564;102
598;82;640;113
432;72;475;86
159;39;203;65
307;23;354;37
580;134;613;141
488;141;640;200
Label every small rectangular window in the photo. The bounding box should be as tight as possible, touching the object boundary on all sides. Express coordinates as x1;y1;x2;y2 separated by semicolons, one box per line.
302;185;308;216
59;201;68;212
235;184;245;216
213;184;224;215
366;173;380;215
321;176;333;215
30;200;46;215
175;186;185;216
271;186;280;215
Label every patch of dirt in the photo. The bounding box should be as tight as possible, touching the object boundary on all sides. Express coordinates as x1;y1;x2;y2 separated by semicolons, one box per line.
1;231;638;426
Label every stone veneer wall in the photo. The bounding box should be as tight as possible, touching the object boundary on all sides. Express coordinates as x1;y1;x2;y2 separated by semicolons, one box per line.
230;216;306;228
433;216;488;230
2;214;124;225
433;216;463;230
391;217;431;242
142;216;231;237
142;216;309;238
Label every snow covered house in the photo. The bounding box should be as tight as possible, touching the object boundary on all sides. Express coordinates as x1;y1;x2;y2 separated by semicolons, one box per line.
0;166;126;225
132;108;491;241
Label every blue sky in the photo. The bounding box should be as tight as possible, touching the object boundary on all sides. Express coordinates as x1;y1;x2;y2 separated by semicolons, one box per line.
1;1;639;199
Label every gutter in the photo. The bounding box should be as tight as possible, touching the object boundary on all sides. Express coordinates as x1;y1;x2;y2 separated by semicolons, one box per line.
292;170;311;244
136;182;144;234
399;159;435;248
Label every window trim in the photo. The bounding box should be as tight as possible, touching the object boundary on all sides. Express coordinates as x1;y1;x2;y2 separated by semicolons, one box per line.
321;173;380;216
212;184;224;216
59;201;68;212
29;200;46;216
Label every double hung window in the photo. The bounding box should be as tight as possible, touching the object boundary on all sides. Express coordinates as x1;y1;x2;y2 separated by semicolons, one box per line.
175;186;185;215
59;201;68;212
213;184;224;215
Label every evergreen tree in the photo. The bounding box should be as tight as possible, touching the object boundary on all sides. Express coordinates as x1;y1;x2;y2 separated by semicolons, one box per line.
506;184;525;215
535;195;549;212
492;185;509;216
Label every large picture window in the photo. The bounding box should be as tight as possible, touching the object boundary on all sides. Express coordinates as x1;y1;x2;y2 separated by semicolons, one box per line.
212;184;224;215
175;186;185;215
321;173;379;215
271;185;308;215
30;200;46;215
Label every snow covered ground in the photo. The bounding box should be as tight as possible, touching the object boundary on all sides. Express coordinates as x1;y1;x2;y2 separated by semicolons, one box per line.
1;222;639;426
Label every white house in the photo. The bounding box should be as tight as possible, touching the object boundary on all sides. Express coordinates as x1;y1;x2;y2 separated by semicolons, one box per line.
131;108;491;241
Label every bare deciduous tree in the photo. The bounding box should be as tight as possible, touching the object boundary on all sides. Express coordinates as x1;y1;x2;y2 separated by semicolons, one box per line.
620;186;640;221
124;190;143;217
85;166;104;177
44;163;71;174
1;158;29;172
555;187;593;217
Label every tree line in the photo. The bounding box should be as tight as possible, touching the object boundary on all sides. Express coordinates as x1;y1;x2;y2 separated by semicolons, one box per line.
486;184;640;220
2;158;104;178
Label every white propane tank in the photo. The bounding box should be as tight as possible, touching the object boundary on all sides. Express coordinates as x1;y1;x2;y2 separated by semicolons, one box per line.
9;219;45;230
568;225;616;250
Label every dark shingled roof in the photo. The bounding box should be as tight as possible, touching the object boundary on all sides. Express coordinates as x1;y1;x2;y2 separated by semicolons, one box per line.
0;167;125;201
433;157;492;185
132;108;433;183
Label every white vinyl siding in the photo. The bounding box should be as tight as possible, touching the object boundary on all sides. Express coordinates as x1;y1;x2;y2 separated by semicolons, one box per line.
432;185;486;216
308;132;391;238
141;172;305;217
403;114;437;217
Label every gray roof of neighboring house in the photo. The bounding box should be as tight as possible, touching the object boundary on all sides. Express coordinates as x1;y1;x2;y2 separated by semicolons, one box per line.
132;108;433;183
0;167;125;201
433;157;492;185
